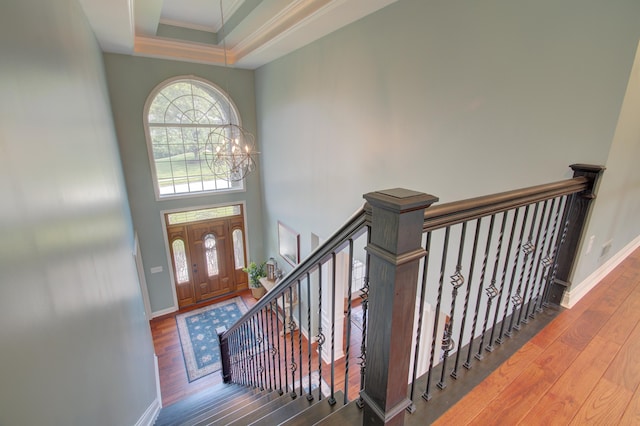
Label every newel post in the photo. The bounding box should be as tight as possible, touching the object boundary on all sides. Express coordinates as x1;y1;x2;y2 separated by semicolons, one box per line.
361;188;439;426
217;326;232;383
547;164;605;305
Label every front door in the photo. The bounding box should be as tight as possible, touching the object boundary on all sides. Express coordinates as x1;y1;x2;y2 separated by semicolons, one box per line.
189;220;232;301
166;205;248;308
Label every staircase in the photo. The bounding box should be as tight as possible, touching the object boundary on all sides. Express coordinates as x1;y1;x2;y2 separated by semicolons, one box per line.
154;383;350;426
158;165;604;426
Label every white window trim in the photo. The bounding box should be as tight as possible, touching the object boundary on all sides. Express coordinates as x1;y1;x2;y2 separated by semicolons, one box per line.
143;74;248;200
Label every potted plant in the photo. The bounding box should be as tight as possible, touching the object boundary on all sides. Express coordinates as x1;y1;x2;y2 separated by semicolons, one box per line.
243;261;267;299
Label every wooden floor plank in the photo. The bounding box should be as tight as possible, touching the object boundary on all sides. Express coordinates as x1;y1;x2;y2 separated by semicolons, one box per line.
465;340;579;425
519;335;620;425
568;378;633;425
603;321;640;392
432;342;543;426
619;386;640;426
597;282;640;345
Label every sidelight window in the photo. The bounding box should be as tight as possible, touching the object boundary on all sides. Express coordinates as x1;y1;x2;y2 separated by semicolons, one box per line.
172;239;189;283
232;229;246;269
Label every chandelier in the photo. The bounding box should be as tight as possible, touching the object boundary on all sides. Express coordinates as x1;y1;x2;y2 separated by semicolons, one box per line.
205;124;257;182
204;1;258;182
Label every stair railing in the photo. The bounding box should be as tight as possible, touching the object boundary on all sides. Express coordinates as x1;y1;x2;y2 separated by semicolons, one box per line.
220;164;604;425
219;204;371;405
360;164;604;425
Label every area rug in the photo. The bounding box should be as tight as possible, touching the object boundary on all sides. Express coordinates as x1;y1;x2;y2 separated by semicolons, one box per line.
176;297;248;382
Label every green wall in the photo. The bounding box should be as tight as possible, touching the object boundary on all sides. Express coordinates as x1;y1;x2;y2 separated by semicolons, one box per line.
103;54;264;314
0;0;157;424
255;0;640;288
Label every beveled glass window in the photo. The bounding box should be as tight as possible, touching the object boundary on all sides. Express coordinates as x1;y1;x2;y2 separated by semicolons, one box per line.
233;229;245;269
144;76;244;198
204;234;219;277
172;239;189;283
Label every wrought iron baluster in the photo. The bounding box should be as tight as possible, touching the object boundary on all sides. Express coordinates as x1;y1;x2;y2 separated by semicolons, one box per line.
356;229;371;409
464;215;496;362
238;324;249;386
525;199;556;321
248;321;257;387
519;200;549;327
488;209;519;348
482;212;508;353
297;279;303;397
259;307;271;391
263;307;273;391
260;315;268;389
452;220;480;378
252;317;263;389
344;240;354;405
281;291;289;394
542;194;573;307
227;332;235;384
328;253;337;405
474;215;497;361
274;300;283;394
531;197;563;316
424;226;450;398
497;205;529;343
510;202;540;333
464;217;488;369
317;262;324;401
289;285;297;399
239;327;247;385
438;223;467;389
306;271;314;401
234;331;241;384
268;300;277;393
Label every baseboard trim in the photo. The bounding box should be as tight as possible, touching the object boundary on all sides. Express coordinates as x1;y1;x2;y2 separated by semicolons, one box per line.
561;235;640;308
151;305;178;319
134;354;162;426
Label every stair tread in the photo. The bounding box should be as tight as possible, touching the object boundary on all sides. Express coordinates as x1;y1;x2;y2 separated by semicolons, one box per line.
248;390;325;426
184;389;276;426
202;389;284;426
279;391;345;426
314;400;362;425
227;390;320;426
155;384;255;425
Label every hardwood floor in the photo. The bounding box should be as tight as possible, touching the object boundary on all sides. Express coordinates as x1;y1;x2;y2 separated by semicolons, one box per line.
151;247;640;424
151;291;258;406
151;290;364;407
434;247;640;425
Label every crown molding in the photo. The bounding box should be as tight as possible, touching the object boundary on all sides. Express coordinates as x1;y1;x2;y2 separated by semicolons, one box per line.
232;0;332;62
134;35;233;65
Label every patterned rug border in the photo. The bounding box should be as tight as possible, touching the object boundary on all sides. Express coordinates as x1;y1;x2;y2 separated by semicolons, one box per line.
176;297;248;382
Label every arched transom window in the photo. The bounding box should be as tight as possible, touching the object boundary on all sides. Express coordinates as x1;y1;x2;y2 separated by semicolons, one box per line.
144;76;243;198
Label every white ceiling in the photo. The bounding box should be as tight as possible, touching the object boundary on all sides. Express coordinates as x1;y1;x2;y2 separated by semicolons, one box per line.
79;0;398;69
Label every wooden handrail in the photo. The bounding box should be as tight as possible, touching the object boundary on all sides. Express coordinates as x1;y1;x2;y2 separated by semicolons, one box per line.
423;176;589;231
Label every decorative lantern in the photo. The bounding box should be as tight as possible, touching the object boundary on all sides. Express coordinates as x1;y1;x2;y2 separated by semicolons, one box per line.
266;257;277;281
